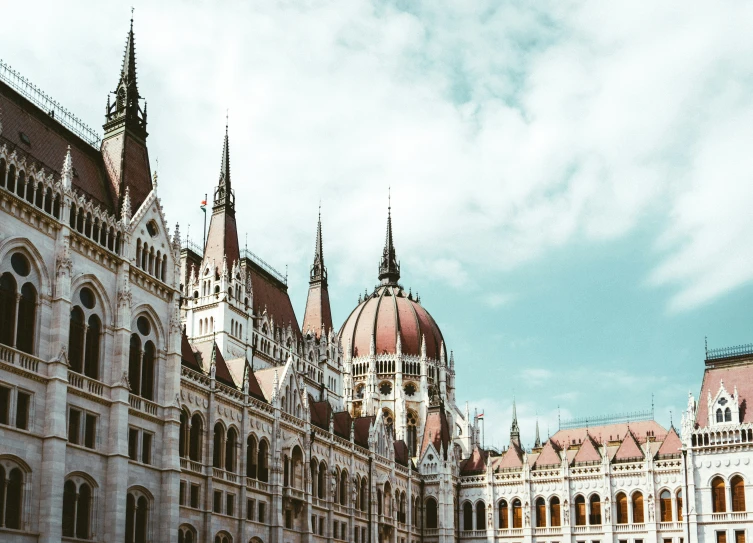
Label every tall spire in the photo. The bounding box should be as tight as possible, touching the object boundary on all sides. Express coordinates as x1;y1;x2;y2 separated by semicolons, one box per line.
302;206;333;339
378;190;400;284
104;12;147;141
510;398;520;447
202;123;240;269
534;417;542;448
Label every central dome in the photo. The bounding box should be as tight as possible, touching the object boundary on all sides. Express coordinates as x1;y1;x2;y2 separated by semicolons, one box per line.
339;284;445;359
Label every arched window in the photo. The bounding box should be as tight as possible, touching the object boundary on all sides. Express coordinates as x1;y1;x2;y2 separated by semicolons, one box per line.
189;414;203;462
731;475;746;512
214;531;232;543
550;496;561;527
178;525;196;543
425;497;438;529
660;490;672;522
125;491;150;543
225;428;238;473
16;283;36;354
340;469;348;506
318;461;326;499
536;497;546;527
574;495;586;526
0;159;5;187
84;315;101;379
258;440;269;482
213;423;225;469
476;501;486;530
725;408;732;422
406;410;418;457
512;499;522;528
632;492;644;524
62;478;93;539
711;477;727;513
69;307;86;373
179;410;188;458
616;492;628;524
360;477;367;512
6;164;15;192
0;273;18;347
716;409;723;423
1;465;24;529
463;501;473;530
128;315;158;399
676;490;683;521
498;500;509;529
247;436;258;478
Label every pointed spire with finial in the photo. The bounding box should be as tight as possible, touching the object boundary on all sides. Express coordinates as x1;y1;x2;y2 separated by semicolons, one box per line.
310;203;326;284
121;187;132;226
219;114;231;190
510;398;520;447
61;145;73;190
534;417;541;448
378;188;400;284
302;204;333;339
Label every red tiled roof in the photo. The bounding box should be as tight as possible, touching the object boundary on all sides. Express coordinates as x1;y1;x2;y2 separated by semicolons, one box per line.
495;441;524;469
696;359;753;428
656;427;682;458
211;342;236;388
613;430;644;461
460;446;487;474
572;434;601;464
533;439;562;468
354;416;374;449
181;331;203;373
310;400;333;431
550;420;666;446
340;285;444;359
0;82;115;212
394;440;410;467
302;283;333;339
203;208;240;273
253;367;278;402
333;411;352;440
249;264;302;340
420;406;451;460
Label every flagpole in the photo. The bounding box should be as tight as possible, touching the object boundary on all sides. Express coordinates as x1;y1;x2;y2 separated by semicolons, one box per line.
202;192;207;251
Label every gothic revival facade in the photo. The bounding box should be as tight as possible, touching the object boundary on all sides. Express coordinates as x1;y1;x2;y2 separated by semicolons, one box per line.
0;18;750;543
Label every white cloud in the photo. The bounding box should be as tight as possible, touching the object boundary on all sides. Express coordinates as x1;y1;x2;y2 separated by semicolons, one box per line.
520;367;552;382
1;0;751;311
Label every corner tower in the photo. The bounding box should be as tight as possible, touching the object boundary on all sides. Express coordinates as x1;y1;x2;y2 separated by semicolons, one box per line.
102;15;153;218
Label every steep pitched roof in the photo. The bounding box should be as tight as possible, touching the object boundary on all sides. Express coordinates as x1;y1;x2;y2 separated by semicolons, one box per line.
696;360;753;428
302;211;333;339
253;367;278;402
211;342;236;388
333;411;353;440
310;400;333;431
613;430;644;461
420;406;451;460
249;263;302;340
354;416;374;449
394;440;410;467
550;420;666;446
533;439;562;468
656;427;682;458
495;441;525;470
460;446;487;475
181;331;203;373
572;433;601;464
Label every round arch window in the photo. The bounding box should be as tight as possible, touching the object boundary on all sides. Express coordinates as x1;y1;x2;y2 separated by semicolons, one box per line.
11;253;30;276
79;287;96;309
137;316;151;336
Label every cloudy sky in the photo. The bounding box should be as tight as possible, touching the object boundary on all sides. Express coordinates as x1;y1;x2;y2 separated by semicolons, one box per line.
3;1;752;449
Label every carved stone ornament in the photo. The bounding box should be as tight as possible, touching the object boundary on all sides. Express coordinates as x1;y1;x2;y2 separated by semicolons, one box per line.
56;237;73;278
121;372;132;391
117;278;133;309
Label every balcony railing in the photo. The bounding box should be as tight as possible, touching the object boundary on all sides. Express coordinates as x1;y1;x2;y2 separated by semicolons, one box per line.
614;523;646;532
658;521;683;531
179;458;203;473
246;478;269;492
68;371;105;397
0;343;43;374
283;487;305;501
129;395;158;415
573;524;602;534
495;528;523;536
534;526;563;535
460;530;486;537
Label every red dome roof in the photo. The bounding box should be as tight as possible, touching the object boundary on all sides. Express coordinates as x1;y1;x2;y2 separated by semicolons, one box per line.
340;284;445;359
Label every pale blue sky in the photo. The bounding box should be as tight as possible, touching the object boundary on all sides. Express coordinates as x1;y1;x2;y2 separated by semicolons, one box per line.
2;1;752;448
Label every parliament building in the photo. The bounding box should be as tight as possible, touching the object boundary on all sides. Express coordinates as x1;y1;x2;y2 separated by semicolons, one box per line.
0;17;750;543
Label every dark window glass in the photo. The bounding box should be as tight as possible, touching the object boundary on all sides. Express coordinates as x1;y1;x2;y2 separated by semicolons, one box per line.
0;385;10;425
259;502;266;523
69;307;86;373
85;315;101;379
226;493;235;516
179;481;186;506
5;468;23;529
213;490;222;513
62;480;76;536
247;499;255;520
142;433;152;464
128;428;139;460
16;284;36;354
68;409;81;444
15;391;29;430
10;253;30;276
76;483;91;539
137;316;151;336
190;484;200;508
0;273;18;347
84;413;96;448
79;287;96;309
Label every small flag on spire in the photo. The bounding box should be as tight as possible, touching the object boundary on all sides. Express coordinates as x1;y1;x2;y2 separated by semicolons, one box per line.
200;198;207;212
477;412;484;419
